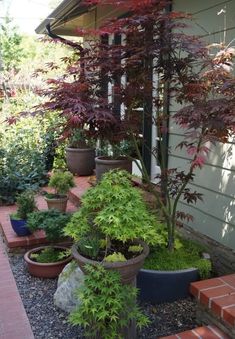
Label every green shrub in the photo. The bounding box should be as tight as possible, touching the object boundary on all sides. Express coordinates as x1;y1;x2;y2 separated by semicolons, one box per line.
27;209;71;241
48;171;74;196
65;170;164;246
0;112;66;204
69;264;149;338
16;190;36;220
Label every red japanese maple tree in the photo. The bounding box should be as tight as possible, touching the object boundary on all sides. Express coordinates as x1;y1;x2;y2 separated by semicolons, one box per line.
34;0;235;251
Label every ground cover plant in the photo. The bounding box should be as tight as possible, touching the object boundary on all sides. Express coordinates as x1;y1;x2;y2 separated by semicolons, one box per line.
30;247;70;263
144;237;212;279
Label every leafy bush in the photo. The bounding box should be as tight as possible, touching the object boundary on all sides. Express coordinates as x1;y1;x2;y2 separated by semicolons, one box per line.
69;264;149;338
0;113;65;204
65;170;164;247
27;209;71;241
16;191;37;220
48;171;74;196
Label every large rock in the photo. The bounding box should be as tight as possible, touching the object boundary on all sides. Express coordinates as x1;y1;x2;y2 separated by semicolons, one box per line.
54;261;84;313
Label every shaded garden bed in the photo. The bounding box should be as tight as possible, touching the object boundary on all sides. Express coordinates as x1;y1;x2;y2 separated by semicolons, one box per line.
9;253;198;339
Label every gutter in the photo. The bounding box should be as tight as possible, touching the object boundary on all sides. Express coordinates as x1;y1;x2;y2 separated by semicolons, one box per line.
35;0;85;34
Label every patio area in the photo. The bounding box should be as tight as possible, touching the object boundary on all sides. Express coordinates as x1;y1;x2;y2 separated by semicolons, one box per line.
0;176;234;338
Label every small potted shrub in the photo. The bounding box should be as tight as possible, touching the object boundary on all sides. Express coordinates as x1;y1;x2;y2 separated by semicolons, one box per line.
24;209;72;278
66;129;96;176
10;190;37;236
64;169;164;284
45;171;74;212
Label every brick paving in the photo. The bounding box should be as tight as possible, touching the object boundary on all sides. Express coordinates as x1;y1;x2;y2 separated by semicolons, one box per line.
0;237;34;339
191;274;235;328
161;325;230;338
0;176;91;339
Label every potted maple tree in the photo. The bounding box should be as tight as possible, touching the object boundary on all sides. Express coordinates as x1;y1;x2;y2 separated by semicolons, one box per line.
64;169;163;284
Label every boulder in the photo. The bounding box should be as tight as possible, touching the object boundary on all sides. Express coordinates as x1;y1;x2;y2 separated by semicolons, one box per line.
54;261;84;313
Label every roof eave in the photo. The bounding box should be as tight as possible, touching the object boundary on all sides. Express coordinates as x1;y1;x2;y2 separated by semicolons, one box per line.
35;0;85;34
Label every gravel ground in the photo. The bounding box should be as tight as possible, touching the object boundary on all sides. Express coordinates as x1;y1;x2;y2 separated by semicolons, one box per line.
9;253;198;339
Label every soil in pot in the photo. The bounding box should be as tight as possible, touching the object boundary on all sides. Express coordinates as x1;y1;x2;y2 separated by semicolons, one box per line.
66;147;95;176
24;246;72;278
95;156;132;182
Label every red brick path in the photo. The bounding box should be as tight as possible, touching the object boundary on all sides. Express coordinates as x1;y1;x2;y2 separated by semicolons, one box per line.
0;176;91;338
161;325;230;338
0;237;34;339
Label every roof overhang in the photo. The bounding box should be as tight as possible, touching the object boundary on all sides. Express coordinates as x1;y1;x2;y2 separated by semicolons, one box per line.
35;0;88;36
35;0;124;37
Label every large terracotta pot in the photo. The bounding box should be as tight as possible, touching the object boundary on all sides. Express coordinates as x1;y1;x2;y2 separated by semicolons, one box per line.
66;147;95;176
72;240;149;285
24;245;72;278
95;156;132;182
45;195;68;212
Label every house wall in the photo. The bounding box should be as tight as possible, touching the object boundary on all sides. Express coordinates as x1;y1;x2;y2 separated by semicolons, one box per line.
170;0;235;249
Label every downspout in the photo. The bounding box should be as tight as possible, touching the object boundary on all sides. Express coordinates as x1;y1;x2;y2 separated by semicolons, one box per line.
46;23;85;79
46;23;84;52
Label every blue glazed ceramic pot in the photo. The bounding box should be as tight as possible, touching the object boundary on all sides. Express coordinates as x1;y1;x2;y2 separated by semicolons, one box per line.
10;217;31;236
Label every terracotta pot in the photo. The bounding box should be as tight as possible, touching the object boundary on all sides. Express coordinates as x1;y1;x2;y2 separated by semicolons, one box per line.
72;240;149;285
24;245;72;278
66;147;95;175
95;156;132;182
45;195;68;212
